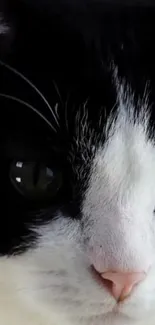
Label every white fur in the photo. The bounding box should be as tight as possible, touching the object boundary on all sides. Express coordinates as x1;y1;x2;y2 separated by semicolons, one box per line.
1;79;155;325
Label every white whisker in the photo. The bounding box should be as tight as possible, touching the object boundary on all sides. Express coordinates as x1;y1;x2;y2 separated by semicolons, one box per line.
54;102;60;126
0;60;59;127
64;93;70;133
52;80;63;104
0;93;57;133
83;97;89;110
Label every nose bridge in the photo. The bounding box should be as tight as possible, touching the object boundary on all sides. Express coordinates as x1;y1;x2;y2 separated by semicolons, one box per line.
90;218;150;273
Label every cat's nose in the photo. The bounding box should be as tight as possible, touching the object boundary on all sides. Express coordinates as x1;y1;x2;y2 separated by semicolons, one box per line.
100;271;146;301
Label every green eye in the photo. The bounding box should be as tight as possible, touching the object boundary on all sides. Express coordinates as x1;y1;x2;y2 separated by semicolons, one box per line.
10;160;62;200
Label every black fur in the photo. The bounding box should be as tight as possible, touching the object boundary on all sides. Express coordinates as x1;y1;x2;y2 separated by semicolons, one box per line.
1;0;155;254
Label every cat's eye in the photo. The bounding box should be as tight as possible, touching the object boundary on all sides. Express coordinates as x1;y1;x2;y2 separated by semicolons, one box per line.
10;160;62;200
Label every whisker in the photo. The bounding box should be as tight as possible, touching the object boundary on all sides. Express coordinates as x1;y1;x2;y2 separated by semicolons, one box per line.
53;102;60;127
83;97;89;110
0;60;59;127
64;92;71;133
52;80;63;105
0;93;57;133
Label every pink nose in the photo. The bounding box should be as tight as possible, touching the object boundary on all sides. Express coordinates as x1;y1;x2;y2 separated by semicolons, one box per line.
101;271;146;302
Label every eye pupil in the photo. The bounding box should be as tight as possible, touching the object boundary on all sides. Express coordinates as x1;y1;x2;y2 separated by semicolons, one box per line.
33;163;40;186
10;160;62;200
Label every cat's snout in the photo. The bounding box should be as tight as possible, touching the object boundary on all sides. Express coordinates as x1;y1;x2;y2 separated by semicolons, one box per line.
92;267;146;302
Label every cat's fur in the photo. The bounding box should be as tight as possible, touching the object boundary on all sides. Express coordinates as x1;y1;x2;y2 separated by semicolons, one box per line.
1;0;155;324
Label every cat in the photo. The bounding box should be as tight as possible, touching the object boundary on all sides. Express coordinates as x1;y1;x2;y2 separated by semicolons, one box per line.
1;0;155;324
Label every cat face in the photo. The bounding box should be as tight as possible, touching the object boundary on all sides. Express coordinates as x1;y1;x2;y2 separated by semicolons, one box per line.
1;1;155;325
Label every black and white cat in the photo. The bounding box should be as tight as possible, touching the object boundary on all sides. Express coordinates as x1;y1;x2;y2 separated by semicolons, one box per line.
1;0;155;324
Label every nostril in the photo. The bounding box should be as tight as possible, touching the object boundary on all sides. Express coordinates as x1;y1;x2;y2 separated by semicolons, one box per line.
91;266;114;293
100;277;114;293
